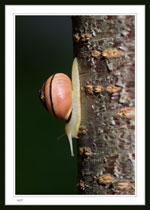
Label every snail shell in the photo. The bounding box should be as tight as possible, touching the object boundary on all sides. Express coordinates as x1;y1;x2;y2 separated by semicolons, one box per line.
40;73;72;121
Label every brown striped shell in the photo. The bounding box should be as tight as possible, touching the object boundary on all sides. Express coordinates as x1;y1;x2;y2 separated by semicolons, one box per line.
39;73;72;121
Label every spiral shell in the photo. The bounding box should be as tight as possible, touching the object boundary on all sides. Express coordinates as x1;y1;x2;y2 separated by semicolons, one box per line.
40;73;72;121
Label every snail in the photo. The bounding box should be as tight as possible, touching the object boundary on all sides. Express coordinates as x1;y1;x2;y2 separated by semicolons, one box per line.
39;58;81;157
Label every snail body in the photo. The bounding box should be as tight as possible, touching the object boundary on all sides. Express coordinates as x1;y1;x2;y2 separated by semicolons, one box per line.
40;58;81;156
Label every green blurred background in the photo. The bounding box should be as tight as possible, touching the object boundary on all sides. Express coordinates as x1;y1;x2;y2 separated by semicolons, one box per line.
16;16;78;194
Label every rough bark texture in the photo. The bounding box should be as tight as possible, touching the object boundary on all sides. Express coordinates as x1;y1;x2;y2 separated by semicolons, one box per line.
72;16;135;195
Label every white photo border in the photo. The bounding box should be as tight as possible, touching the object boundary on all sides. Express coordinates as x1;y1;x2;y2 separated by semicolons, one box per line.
5;5;145;206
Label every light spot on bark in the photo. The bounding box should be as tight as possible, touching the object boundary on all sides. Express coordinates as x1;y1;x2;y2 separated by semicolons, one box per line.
79;147;92;157
91;49;101;58
131;183;135;190
97;174;114;185
102;48;121;58
74;33;80;42
119;89;130;104
106;85;120;93
78;125;87;135
94;85;103;93
81;33;92;41
117;107;135;118
85;85;94;95
98;127;104;134
116;181;131;191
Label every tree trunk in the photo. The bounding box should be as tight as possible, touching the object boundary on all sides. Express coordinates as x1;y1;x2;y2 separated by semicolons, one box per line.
72;16;135;195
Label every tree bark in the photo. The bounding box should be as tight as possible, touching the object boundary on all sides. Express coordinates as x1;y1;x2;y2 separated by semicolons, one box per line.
72;16;135;195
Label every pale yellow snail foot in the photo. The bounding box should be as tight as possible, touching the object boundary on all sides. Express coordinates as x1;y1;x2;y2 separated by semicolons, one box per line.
67;133;74;157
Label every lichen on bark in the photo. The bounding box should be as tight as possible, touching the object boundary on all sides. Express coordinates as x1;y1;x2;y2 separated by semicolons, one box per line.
72;16;135;195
